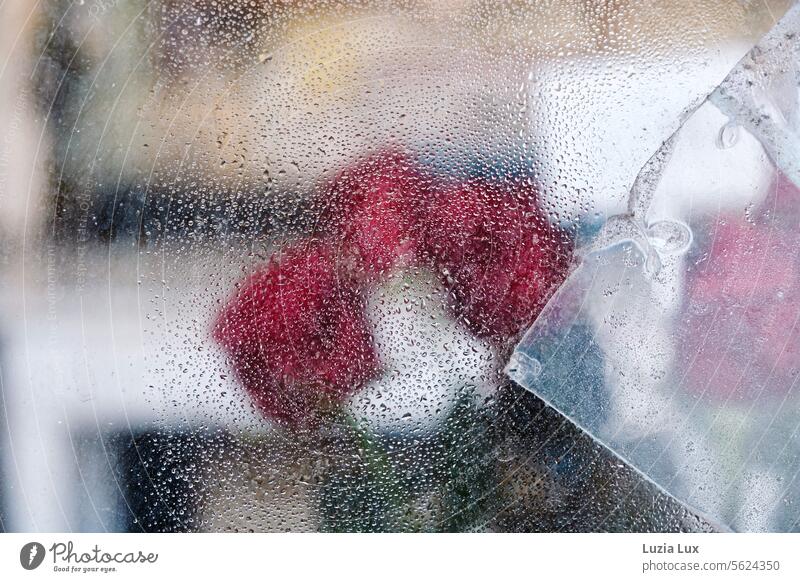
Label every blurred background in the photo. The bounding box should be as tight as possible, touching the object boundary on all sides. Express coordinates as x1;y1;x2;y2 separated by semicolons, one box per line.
0;0;795;532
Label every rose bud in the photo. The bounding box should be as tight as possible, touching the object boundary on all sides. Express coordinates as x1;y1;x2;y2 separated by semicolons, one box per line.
684;218;800;401
320;150;432;278
420;178;573;342
213;243;381;426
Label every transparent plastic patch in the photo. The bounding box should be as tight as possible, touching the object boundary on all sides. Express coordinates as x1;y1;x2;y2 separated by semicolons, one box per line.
5;0;797;534
509;3;800;532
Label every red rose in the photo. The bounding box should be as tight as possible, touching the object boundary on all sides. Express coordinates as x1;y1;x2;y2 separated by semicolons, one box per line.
419;178;573;342
213;243;380;426
321;150;432;277
684;213;800;401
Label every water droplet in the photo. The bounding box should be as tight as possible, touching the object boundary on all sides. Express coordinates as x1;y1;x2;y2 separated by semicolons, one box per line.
646;220;692;255
716;121;739;149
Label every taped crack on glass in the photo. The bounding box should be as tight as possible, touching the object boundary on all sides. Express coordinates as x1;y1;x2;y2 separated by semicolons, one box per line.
509;1;800;532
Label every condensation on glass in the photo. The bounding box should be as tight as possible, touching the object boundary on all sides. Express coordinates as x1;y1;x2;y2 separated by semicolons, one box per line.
510;3;800;532
0;0;795;532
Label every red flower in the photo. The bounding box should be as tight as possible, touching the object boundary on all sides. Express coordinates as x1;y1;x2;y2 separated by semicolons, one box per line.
321;150;432;277
683;215;800;401
214;155;575;423
213;243;380;426
419;178;573;342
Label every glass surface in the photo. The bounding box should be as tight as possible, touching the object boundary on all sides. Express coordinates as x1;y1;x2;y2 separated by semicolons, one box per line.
0;0;795;532
510;3;800;532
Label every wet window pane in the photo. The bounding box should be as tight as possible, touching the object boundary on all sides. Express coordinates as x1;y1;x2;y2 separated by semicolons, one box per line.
0;0;796;532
